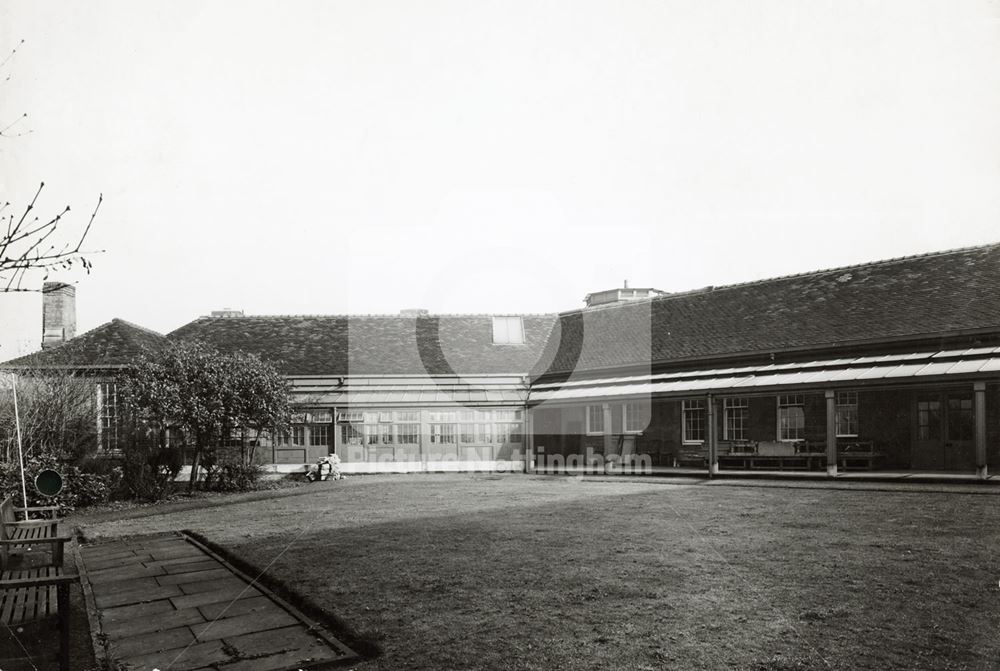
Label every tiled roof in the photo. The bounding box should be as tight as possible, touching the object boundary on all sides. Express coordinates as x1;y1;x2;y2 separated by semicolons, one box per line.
0;319;168;369
533;243;1000;379
168;314;558;376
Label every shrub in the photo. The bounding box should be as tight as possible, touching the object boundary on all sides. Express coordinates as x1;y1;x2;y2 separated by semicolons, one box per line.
115;444;183;502
0;451;115;512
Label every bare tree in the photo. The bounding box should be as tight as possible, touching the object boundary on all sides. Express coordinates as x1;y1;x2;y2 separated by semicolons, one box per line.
1;39;102;292
0;368;99;463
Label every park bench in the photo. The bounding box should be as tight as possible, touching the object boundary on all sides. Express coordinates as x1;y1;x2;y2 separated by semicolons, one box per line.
0;529;76;671
0;495;63;568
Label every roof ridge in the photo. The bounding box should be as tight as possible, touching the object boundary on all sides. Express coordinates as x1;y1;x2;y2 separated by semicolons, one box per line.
185;312;559;319
707;240;1000;294
557;241;1000;316
109;317;166;337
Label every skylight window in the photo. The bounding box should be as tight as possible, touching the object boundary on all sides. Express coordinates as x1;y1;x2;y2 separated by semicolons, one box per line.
492;316;524;344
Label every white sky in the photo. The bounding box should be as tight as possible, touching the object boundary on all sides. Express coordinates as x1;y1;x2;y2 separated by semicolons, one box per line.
1;0;998;359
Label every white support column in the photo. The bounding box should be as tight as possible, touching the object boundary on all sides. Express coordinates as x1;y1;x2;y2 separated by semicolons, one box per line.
419;408;429;473
825;390;838;477
602;403;613;474
524;408;535;474
974;382;987;480
332;406;342;458
707;395;718;476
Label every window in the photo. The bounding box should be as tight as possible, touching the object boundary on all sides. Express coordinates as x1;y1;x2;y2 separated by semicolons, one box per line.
308;410;333;423
429;411;458;444
723;398;748;440
394;410;419;444
460;410;476;443
682;399;705;444
835;391;858;437
342;423;363;445
98;382;119;452
917;399;941;440
430;423;456;444
622;402;645;433
778;394;805;441
396;422;419;444
586;404;605;435
291;426;306;446
310;425;329;447
947;396;974;441
492;316;525;344
220;427;244;448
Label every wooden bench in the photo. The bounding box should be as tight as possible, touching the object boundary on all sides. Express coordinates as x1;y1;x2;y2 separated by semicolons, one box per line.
0;496;63;569
0;533;76;671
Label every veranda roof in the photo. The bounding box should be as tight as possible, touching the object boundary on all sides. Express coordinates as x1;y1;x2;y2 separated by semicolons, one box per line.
528;347;1000;404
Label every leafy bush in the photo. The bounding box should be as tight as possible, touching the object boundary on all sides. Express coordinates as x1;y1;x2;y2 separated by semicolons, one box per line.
202;445;267;492
115;443;183;502
0;451;116;512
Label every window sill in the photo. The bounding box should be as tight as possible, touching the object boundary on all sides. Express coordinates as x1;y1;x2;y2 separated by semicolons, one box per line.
682;440;704;446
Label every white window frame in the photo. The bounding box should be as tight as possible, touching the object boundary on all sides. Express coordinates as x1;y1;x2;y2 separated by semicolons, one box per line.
777;394;805;442
585;404;605;436
492;316;525;345
309;424;329;447
98;382;120;453
835;391;859;438
622;402;644;434
723;397;748;441
681;399;706;445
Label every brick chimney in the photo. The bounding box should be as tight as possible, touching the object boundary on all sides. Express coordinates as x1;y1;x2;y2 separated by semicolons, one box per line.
41;282;76;349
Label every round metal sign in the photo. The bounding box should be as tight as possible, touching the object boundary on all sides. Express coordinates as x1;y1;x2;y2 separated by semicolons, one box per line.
35;469;63;497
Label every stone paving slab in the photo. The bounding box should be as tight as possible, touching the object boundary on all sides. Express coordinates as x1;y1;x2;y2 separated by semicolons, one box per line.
78;531;356;670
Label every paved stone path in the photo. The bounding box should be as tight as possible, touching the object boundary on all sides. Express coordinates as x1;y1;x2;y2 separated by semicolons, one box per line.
77;532;356;670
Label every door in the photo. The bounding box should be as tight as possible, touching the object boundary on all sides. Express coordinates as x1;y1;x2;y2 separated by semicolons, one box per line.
913;393;975;471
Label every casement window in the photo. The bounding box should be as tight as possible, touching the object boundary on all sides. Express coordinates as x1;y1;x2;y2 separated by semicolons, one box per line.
429;411;458;444
395;411;420;444
309;424;329;447
723;397;748;440
682;399;706;444
291;425;307;446
835;391;859;437
219;427;245;448
492;316;525;344
778;394;805;441
459;410;476;443
947;396;974;441
429;423;457;444
586;404;605;435
98;382;119;452
622;402;645;434
341;423;363;446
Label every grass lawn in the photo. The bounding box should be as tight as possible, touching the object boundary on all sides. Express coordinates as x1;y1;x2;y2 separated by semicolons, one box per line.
73;474;1000;670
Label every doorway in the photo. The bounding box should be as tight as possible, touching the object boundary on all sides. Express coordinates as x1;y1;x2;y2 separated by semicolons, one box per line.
913;393;975;471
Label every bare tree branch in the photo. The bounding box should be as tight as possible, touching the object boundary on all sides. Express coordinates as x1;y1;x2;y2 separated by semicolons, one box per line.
0;184;104;292
0;40;100;291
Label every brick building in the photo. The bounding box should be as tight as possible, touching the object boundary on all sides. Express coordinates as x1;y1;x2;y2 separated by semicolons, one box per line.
527;243;1000;477
4;243;1000;478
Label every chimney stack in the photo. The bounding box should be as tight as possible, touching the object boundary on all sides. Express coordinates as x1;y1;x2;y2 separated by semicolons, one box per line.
41;282;76;349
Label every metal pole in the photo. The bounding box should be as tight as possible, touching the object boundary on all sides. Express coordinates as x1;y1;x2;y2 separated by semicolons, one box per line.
11;373;29;520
